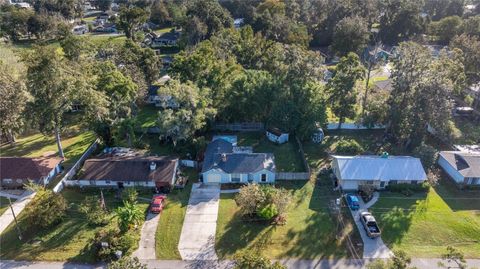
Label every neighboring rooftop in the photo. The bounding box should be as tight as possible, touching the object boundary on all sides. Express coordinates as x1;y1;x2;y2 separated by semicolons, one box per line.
333;155;427;181
373;79;393;92
0;157;63;181
156;31;181;41
439;151;480;178
267;127;287;137
80;156;178;184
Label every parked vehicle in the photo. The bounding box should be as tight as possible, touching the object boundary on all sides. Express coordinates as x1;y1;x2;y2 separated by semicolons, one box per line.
346;194;360;210
360;212;381;238
150;195;166;214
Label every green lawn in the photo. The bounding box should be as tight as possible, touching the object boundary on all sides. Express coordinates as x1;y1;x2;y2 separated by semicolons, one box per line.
237;133;306;172
453;117;480;145
215;178;362;259
135;105;159;128
155;169;196;259
0;188;150;262
302;130;385;170
0;128;96;167
370;176;480;258
0;197;16;216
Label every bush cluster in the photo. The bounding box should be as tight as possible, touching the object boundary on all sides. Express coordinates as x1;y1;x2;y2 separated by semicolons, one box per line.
93;227;137;262
386;182;430;196
235;184;292;224
335;139;364;154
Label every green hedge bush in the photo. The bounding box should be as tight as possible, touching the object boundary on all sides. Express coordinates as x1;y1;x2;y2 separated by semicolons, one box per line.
386;182;430;195
335;139;364;154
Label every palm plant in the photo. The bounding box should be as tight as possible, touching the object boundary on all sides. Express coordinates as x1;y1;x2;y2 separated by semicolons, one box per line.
115;201;143;232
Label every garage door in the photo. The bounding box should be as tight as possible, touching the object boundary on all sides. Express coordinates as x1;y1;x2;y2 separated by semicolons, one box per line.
341;180;358;190
206;174;221;183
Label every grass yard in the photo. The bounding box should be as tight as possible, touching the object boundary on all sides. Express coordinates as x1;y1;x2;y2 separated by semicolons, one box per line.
370;176;480;258
135;105;159;129
302;130;385;170
453;117;480;145
215;178;362;259
0;127;96;168
0;197;16;216
0;188;150;262
155;169;196;259
236;132;306;172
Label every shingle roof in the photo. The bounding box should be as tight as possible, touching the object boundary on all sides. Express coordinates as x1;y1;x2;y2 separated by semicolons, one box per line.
439;151;480;177
0;157;62;181
333;155;427;181
202;139;275;174
156;31;180;41
80;156;178;185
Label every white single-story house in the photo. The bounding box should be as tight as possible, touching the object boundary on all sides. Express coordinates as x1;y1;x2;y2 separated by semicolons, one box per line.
201;138;276;184
332;155;427;190
75;156;179;191
438;151;480;186
151;31;181;48
266;127;289;144
0;157;63;189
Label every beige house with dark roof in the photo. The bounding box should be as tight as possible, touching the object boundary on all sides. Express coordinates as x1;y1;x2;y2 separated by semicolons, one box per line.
438;151;480;186
0;157;63;189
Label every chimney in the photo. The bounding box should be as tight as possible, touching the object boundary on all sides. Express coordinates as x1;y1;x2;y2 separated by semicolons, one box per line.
221;153;227;162
150;162;156;171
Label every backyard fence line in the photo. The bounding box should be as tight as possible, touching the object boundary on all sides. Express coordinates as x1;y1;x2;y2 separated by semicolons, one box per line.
295;136;311;174
52;139;99;193
213;122;265;132
276;172;311;180
326;123;386;130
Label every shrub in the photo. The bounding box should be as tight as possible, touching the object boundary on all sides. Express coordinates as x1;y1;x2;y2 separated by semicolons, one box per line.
79;196;109;226
335;139;364;154
123;188;138;204
93;228;137;262
234;251;286;269
258;204;278;220
386;182;430;194
235;184;266;216
413;143;438;171
115;201;144;232
108;257;147;269
25;187;67;228
358;184;375;202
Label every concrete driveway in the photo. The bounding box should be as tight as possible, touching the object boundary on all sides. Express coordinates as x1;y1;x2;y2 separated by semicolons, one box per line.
0;191;35;234
133;212;160;260
178;183;220;260
349;192;393;259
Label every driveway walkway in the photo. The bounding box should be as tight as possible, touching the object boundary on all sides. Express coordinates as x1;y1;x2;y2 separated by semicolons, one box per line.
178;183;220;260
133;212;161;260
348;192;393;259
0;191;35;234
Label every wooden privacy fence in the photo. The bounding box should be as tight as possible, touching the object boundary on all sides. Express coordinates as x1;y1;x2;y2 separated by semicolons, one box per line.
213;122;265;132
276;172;311;180
52;139;99;193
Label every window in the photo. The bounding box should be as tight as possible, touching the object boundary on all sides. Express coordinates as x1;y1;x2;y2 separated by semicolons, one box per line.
232;174;241;182
106;180;111;184
390;180;398;185
3;179;12;184
366;180;374;185
16;179;22;184
411;180;418;185
261;174;267;182
380;181;386;188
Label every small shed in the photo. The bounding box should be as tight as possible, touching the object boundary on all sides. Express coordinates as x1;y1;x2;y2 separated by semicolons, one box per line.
266;128;289;144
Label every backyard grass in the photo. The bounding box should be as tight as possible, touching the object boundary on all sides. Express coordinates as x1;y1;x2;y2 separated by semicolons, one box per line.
236;132;306;172
155;169;196;259
370;176;480;258
453;117;480;145
215;178;362;259
135;105;159;128
0;197;16;216
0;188;150;262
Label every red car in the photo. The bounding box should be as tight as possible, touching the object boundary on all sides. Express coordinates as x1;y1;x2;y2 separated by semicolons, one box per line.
150;195;166;214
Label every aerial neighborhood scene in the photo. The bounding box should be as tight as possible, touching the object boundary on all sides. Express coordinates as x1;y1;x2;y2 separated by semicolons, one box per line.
0;0;479;268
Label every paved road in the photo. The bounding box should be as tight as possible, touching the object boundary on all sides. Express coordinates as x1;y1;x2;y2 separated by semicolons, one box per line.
0;191;35;234
3;259;480;269
178;183;220;260
348;192;393;259
133;212;161;260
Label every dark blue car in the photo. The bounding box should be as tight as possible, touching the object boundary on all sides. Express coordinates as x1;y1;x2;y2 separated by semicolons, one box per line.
346;194;360;210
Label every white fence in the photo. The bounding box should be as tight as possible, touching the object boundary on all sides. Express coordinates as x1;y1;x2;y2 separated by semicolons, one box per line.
213;122;264;132
276;172;311;180
52;139;99;193
326;123;386;130
180;159;197;168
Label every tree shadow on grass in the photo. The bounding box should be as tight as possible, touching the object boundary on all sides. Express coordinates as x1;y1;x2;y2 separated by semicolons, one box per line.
215;211;269;258
0;135;55;157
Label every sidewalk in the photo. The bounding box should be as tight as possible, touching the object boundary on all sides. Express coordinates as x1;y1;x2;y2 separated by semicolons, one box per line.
2;259;480;269
0;191;35;234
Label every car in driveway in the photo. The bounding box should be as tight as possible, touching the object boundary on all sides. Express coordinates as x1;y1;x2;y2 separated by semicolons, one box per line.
346;194;360;210
150;195;166;214
360;212;381;238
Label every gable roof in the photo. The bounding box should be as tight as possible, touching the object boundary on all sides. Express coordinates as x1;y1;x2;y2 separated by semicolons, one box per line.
439;151;480;177
201;139;275;174
0;157;62;181
333;155;427;181
80;156;178;184
267;127;286;137
156;31;180;41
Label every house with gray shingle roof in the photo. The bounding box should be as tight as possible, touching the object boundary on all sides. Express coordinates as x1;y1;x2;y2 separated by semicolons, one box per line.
201;136;276;184
438;151;480;186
